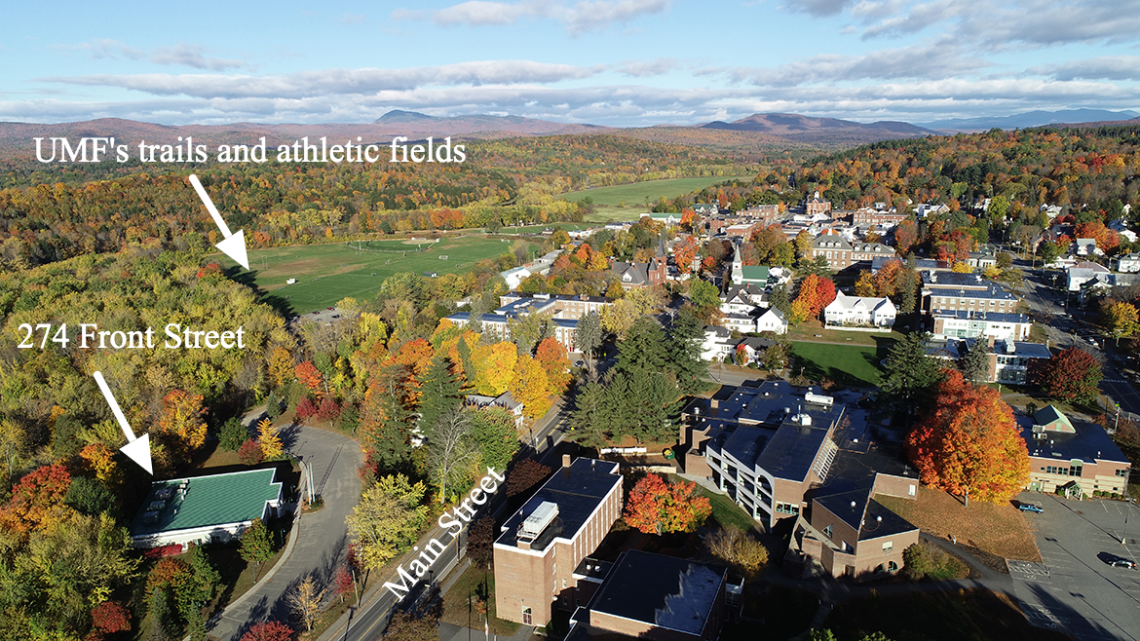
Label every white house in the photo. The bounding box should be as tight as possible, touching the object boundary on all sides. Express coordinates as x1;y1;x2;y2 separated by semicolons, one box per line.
823;292;896;330
1114;253;1140;273
1066;261;1111;291
500;266;533;290
721;313;757;334
1073;238;1101;257
755;308;788;334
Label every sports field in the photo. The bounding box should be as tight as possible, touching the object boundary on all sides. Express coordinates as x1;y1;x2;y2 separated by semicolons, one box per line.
214;236;538;314
562;176;752;206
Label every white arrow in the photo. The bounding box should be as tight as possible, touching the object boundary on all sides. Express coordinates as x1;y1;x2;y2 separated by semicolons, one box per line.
188;174;249;269
93;371;154;475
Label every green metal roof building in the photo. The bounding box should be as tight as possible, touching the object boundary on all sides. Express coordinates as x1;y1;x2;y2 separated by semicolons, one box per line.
740;265;769;285
129;468;283;549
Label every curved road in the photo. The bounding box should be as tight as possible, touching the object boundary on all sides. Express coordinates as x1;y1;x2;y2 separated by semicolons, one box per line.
209;417;363;641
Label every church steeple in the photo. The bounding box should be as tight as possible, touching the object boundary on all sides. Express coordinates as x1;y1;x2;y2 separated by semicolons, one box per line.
731;243;743;285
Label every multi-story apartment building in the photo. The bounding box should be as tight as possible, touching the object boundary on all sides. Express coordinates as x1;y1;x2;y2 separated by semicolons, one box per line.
850;208;908;226
494;457;623;627
738;204;781;224
810;234;896;271
930;309;1032;341
924;337;1051;384
679;382;848;531
921;271;1020;316
446;292;614;353
1021;406;1131;497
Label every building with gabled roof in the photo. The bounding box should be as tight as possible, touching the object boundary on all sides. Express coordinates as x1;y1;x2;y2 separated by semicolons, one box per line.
823;292;896;330
494;457;623;627
1021;406;1131;496
129;468;283;549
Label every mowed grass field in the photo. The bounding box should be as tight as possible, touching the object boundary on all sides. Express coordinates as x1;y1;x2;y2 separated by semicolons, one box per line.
214;236;538;314
562;176;753;206
790;341;885;387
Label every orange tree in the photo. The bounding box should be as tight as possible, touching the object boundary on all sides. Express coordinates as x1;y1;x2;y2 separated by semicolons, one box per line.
624;474;712;534
905;370;1029;503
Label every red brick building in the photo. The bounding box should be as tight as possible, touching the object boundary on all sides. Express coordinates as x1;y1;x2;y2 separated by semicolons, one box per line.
494;457;623;627
850;208;908;226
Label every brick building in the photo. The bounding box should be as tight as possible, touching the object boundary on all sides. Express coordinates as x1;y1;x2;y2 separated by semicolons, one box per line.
494;457;623;627
930;310;1032;341
804;193;832;216
611;256;668;288
568;550;729;641
810;235;895;271
738;204;781;224
1022;406;1132;496
921;271;1020;317
850;208;908;226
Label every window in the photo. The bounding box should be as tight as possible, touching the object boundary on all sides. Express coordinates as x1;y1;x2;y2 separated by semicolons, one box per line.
823;525;833;538
888;561;899;572
562;579;567;589
882;541;893;552
908;484;916;496
522;608;533;625
1117;469;1129;478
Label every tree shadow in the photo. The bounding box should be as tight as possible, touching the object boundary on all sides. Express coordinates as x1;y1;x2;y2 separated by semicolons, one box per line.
1021;580;1120;640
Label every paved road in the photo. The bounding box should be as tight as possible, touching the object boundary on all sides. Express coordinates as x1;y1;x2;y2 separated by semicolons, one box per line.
1009;491;1140;641
210;420;363;641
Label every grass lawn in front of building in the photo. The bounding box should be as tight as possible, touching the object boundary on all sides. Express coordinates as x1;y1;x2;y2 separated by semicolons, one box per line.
789;342;884;388
441;564;520;636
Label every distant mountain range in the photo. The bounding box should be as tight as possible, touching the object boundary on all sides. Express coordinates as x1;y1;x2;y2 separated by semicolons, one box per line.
1;108;1137;159
919;109;1140;132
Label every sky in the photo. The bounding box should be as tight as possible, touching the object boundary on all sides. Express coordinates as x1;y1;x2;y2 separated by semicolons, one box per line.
2;0;1140;127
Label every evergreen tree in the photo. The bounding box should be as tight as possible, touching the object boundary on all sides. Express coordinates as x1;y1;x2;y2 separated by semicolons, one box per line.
219;417;248;451
418;356;463;440
614;317;668;376
769;284;791;315
668;305;709;395
567;380;612;450
960;340;991;383
608;371;681;444
881;332;944;420
574;311;604;359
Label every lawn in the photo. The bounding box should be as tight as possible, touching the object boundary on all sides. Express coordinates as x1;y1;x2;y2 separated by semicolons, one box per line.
789;342;885;388
692;483;758;532
786;320;904;347
212;236;539;314
878;487;1042;565
825;588;1071;641
441;564;520;636
562;176;752;206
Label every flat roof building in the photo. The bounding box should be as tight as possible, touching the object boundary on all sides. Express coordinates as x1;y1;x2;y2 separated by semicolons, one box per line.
129;468;283;549
494;457;623;627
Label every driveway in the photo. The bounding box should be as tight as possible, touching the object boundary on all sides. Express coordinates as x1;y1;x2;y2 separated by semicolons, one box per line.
1009;491;1140;641
209;419;363;641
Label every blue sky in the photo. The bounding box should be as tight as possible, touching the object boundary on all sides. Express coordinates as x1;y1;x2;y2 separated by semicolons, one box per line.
3;0;1140;126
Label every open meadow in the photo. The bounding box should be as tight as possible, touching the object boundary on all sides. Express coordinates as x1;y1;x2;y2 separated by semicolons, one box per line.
213;236;539;314
562;176;753;206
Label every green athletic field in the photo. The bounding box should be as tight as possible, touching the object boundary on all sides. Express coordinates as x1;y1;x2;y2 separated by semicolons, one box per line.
562;176;752;206
214;236;538;314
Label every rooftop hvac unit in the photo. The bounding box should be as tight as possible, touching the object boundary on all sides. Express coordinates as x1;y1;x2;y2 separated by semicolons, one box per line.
155;488;173;500
142;511;160;524
148;500;166;511
805;392;834;407
518;501;559;541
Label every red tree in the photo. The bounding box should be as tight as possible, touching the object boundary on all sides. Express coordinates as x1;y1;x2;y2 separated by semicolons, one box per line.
316;397;341;421
894;221;918;254
1034;347;1102;404
535;337;572;394
795;274;837;317
238;438;265;466
333;564;354;603
905;370;1029;503
624;474;712;534
295;396;318;422
0;463;72;534
240;620;294;641
505;459;552;497
91;601;131;635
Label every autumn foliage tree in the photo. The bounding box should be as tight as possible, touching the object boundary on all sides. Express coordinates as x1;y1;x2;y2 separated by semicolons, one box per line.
790;274;837;323
535;337;573;394
624;474;712;534
91;601;132;636
158;389;208;454
0;463;72;535
905;370;1029;503
1034;347;1103;404
240;620;294;641
295;361;325;397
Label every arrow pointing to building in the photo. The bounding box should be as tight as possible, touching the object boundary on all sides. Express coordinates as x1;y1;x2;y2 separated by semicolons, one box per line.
93;371;154;475
188;174;249;269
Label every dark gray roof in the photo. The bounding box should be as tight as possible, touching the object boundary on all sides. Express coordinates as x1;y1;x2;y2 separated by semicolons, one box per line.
814;489;918;541
922;271;991;288
588;550;727;636
1019;416;1130;465
930;309;1029;323
495;458;621;551
756;422;831;482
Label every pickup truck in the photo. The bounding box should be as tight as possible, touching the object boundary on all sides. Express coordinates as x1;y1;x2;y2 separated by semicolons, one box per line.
1018;502;1044;513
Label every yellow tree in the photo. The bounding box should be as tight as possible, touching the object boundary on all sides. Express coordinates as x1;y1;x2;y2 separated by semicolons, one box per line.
258;418;284;461
158;390;208;454
510;354;553;420
854;271;876;297
267;347;295;388
1103;300;1140;339
473;342;517;396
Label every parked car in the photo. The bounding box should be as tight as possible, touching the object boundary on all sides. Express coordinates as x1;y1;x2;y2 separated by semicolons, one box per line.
1018;502;1044;513
1103;554;1137;569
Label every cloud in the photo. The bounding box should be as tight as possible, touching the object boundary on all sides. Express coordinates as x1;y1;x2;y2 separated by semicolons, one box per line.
66;39;245;71
781;0;856;17
1028;56;1140;81
617;58;678;77
339;13;367;24
860;0;962;39
401;0;670;34
706;39;983;86
42;61;609;99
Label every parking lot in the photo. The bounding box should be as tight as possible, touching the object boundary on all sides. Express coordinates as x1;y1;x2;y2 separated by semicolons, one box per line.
1010;492;1140;641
